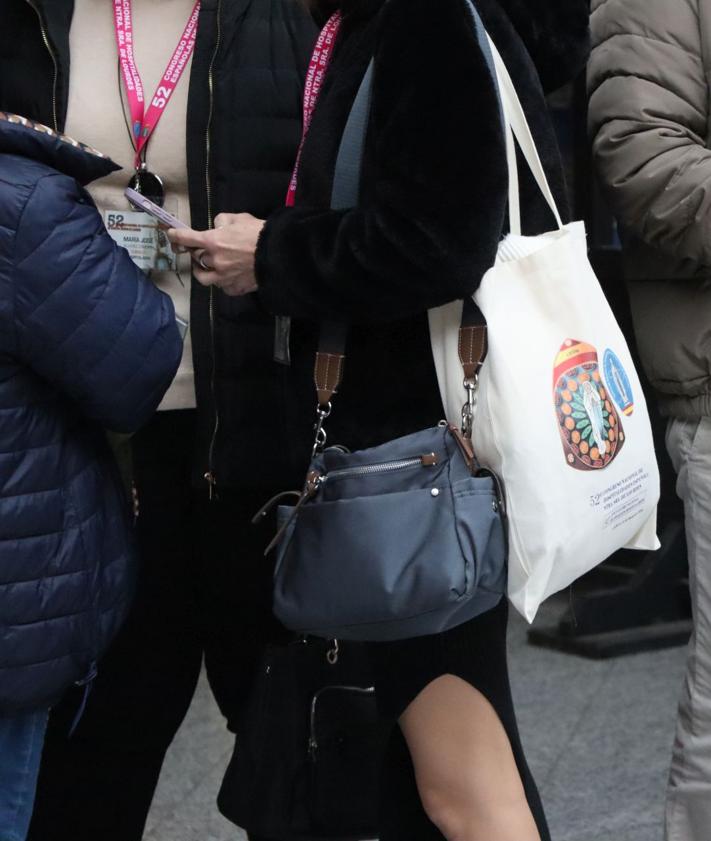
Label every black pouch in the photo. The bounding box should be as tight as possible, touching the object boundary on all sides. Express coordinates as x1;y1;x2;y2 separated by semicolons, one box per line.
218;638;390;840
307;685;384;836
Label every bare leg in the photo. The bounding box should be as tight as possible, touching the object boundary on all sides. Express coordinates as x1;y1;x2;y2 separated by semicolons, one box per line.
399;674;541;841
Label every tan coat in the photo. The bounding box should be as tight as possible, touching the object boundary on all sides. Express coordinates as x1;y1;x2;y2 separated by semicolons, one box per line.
588;0;711;419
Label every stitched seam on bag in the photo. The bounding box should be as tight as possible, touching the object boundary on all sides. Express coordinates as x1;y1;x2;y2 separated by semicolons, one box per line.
446;437;471;598
480;380;532;576
452;489;496;498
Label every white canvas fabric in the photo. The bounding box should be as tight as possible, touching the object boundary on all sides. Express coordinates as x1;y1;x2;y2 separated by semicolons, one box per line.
429;30;660;622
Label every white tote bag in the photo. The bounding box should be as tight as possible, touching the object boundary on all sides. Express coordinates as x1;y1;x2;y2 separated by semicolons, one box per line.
429;26;660;623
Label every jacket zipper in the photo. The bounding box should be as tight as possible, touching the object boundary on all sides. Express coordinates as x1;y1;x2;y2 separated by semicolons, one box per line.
323;453;437;482
309;686;376;758
26;0;59;132
203;0;223;499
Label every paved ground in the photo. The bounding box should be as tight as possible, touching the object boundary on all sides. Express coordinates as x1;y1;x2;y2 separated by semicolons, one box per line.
144;598;687;841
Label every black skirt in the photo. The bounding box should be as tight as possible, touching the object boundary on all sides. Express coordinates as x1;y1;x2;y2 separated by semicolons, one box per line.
370;598;552;841
369;596;512;721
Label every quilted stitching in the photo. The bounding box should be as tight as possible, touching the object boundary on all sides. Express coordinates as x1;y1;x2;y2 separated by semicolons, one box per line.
0;122;182;712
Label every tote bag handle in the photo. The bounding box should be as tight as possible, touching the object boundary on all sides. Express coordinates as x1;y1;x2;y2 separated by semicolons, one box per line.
462;0;564;234
486;30;564;233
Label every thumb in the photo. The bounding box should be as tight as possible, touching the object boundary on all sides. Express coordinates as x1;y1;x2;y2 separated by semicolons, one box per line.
167;226;209;249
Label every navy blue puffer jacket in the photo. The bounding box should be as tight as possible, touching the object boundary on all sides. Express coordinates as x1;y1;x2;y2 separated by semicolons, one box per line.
0;116;182;713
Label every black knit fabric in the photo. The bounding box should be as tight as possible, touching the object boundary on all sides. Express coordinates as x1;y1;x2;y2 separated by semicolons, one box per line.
374;602;551;841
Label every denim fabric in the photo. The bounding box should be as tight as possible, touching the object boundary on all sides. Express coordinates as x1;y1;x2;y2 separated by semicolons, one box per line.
0;710;48;841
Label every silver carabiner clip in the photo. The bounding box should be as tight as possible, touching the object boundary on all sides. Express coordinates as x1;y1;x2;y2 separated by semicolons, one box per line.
312;402;332;456
461;374;479;439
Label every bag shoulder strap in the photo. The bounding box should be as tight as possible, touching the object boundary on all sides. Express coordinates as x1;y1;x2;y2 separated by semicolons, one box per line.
313;61;376;410
465;0;563;232
331;60;375;210
315;56;487;415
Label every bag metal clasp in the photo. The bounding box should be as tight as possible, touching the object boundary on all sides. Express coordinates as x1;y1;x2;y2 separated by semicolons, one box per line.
312;402;332;456
461;374;479;439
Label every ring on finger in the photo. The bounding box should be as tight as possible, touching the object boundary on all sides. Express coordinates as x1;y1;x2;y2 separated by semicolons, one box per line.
194;250;213;272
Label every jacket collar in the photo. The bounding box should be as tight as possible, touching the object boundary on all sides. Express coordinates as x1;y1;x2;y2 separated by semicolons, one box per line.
0;114;119;184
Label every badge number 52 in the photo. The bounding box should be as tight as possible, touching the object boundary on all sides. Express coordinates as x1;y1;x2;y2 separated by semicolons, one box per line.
106;213;126;230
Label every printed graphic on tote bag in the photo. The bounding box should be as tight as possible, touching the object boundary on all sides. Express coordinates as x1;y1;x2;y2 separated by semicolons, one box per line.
553;339;625;471
603;349;635;417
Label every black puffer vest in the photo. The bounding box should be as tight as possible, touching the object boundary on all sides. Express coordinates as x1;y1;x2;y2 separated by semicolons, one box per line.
0;0;317;490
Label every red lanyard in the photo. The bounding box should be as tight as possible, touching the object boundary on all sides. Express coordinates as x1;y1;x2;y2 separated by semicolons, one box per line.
286;12;343;207
114;0;201;171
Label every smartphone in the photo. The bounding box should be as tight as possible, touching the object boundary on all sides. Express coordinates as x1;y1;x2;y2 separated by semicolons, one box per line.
124;187;189;229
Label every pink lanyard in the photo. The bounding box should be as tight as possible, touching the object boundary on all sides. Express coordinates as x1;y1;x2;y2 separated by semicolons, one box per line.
286;12;343;207
114;0;201;171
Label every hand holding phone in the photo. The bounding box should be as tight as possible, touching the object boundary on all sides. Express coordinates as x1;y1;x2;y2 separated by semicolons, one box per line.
167;212;265;298
124;188;188;229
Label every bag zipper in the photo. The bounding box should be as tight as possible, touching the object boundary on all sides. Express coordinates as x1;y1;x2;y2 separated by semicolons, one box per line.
203;0;223;499
323;453;438;482
259;454;438;556
26;0;59;132
309;685;376;758
260;471;322;556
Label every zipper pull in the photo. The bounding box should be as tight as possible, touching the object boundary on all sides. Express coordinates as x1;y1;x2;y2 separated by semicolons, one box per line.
327;639;340;665
252;490;302;525
263;471;323;556
204;471;218;501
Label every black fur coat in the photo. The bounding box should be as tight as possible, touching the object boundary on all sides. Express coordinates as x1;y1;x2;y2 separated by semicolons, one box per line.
256;0;590;474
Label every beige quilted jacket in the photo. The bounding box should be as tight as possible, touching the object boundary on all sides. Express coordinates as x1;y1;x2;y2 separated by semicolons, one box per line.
588;0;711;418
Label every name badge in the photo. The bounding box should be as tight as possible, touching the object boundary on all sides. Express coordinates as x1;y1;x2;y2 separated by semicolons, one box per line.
103;209;178;274
175;316;189;341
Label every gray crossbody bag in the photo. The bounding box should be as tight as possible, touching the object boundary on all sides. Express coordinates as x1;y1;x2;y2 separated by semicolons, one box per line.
258;19;508;642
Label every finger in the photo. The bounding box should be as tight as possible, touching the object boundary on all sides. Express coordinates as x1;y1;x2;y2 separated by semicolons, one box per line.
193;267;220;287
192;249;214;272
214;213;234;229
167;227;209;249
